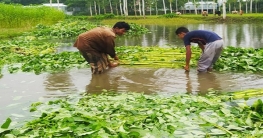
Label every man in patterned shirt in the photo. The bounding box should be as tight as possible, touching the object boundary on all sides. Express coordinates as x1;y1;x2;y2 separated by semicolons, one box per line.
74;21;130;74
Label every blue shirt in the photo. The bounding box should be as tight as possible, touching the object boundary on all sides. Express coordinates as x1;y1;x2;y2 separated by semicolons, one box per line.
183;30;222;46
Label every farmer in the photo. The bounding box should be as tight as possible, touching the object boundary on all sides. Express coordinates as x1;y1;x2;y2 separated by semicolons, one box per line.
74;21;130;74
175;27;223;72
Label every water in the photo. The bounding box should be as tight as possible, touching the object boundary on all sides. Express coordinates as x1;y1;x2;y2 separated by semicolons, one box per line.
57;23;263;52
115;23;263;48
1;66;263;123
1;23;263;124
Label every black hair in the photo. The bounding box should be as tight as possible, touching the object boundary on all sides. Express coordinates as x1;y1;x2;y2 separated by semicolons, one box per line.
175;27;189;35
113;21;130;31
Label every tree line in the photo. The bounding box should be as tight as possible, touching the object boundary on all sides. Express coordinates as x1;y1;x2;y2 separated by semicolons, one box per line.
0;0;263;16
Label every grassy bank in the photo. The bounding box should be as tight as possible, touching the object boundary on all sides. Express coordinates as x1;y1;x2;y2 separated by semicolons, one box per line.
96;13;263;25
0;28;33;39
0;3;65;39
2;12;263;39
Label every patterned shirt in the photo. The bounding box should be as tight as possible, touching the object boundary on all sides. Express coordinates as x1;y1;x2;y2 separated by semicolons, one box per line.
74;27;116;58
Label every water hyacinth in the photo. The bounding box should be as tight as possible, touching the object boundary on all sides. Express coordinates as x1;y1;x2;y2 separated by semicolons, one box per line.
1;92;263;137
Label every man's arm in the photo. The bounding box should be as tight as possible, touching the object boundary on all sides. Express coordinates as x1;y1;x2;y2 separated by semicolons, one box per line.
105;36;119;67
105;36;117;58
185;45;192;71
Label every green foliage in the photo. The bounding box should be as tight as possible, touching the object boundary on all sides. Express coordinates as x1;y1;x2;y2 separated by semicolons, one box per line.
103;13;115;19
31;20;97;39
1;92;263;137
126;23;150;36
91;13;116;20
2;19;263;76
251;99;263;114
0;3;65;28
162;13;177;18
0;19;150;75
100;17;203;26
214;47;263;72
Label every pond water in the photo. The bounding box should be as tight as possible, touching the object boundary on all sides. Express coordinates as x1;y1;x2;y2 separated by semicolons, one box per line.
58;23;263;52
115;23;263;48
1;66;263;123
1;23;263;124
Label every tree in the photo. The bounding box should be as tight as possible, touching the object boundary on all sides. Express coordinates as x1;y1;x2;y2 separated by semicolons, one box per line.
201;0;203;12
111;0;119;15
193;0;198;15
133;0;137;16
250;0;253;13
142;0;145;18
123;0;128;16
138;0;142;16
119;0;123;15
175;0;178;11
88;1;93;16
222;0;226;19
94;1;97;15
245;0;248;13
239;0;242;11
109;0;113;13
162;0;166;14
145;0;153;15
154;0;158;15
168;0;173;13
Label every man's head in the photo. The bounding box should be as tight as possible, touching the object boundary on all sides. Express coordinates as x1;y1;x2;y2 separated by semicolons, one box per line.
113;21;130;36
175;27;189;39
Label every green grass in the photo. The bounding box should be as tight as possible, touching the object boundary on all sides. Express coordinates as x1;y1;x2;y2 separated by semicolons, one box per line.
100;13;263;25
0;27;34;39
101;17;203;26
2;13;263;39
0;3;65;39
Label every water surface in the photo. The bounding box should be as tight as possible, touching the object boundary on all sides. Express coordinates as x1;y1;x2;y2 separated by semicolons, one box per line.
58;23;263;52
1;66;263;123
115;23;263;48
2;23;263;124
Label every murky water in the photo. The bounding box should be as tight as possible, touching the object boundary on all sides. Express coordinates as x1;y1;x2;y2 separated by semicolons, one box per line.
1;23;263;124
115;23;263;48
57;23;263;52
1;66;263;123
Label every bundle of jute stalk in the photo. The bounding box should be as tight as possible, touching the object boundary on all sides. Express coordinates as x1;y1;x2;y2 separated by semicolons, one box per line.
115;46;201;69
230;89;263;100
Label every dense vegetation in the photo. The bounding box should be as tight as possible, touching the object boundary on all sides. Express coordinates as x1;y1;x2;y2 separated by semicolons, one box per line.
1;19;263;77
1;3;263;138
0;3;65;39
1;91;263;137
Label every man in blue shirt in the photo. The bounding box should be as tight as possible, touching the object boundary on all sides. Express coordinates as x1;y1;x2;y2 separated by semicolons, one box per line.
175;27;224;72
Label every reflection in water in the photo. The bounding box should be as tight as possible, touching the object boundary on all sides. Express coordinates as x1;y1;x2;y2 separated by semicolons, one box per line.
185;71;222;95
115;23;263;48
1;67;263;122
84;67;232;95
86;73;118;94
44;72;75;91
57;23;263;52
82;67;263;95
85;68;158;94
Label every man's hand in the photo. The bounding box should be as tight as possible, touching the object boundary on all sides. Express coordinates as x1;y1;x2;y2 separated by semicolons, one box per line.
114;56;119;60
109;62;119;67
185;45;191;72
184;65;190;71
